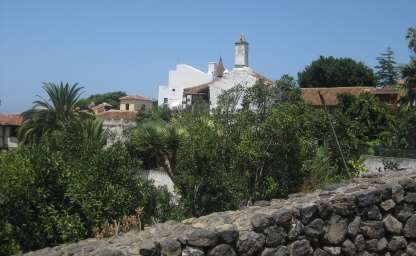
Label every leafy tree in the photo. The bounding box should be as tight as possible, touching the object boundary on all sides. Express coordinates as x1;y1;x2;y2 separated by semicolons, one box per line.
174;110;238;216
174;78;329;215
77;91;127;109
400;27;416;107
401;61;416;107
274;74;302;102
334;93;408;157
129;119;186;180
407;26;416;56
298;56;376;88
18;82;91;144
375;47;399;86
0;135;174;254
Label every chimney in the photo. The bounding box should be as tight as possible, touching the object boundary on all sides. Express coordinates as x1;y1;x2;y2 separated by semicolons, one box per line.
235;34;249;68
208;62;217;75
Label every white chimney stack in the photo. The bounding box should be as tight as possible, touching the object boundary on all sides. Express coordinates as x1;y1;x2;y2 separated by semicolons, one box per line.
235;34;249;68
208;62;217;75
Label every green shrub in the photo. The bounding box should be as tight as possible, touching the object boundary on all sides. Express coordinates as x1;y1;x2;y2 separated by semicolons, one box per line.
0;141;174;255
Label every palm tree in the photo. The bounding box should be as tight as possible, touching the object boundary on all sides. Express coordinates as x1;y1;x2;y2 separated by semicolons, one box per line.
400;61;416;106
130;119;186;180
407;26;416;55
18;82;89;144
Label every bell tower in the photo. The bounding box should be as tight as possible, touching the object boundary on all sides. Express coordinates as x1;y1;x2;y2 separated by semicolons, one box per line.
235;34;249;68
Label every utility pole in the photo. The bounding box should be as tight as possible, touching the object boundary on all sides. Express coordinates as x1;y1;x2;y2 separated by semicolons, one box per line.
318;91;350;177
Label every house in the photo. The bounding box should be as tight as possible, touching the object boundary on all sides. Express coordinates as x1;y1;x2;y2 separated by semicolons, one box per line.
158;64;216;108
95;94;152;144
96;110;137;144
158;35;271;109
182;35;271;109
0;114;23;150
91;102;112;114
301;86;402;107
120;95;153;111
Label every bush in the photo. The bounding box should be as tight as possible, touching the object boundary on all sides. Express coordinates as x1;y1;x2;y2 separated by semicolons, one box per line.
298;56;376;87
0;141;174;255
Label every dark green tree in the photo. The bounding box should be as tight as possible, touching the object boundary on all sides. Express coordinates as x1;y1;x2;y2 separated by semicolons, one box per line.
400;27;416;107
375;47;398;86
129;119;186;180
77;91;127;109
18;82;92;144
298;56;376;88
407;26;416;56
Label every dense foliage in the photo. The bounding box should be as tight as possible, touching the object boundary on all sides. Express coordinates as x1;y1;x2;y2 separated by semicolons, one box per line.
129;75;415;218
407;26;416;55
18;82;93;145
3;25;416;256
77;91;127;110
375;47;398;86
0;84;173;255
298;56;376;88
0;131;174;255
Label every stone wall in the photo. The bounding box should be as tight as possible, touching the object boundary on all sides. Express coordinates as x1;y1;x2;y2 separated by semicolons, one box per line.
23;169;416;256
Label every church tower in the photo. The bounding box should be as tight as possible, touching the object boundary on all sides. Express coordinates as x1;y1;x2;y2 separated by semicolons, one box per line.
235;34;249;68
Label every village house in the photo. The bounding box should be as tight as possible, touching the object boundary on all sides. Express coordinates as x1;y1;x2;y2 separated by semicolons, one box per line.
91;102;112;114
183;35;272;109
0;113;23;150
158;35;271;109
158;64;216;108
119;95;153;111
157;35;406;110
95;95;153;144
301;86;402;107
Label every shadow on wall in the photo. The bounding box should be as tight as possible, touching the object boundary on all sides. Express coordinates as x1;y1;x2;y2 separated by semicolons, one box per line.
363;155;416;174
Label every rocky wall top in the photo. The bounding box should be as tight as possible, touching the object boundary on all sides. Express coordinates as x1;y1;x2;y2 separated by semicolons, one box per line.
22;169;416;256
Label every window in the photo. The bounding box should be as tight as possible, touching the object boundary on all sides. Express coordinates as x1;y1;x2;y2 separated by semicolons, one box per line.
164;98;168;104
125;103;129;110
10;127;17;137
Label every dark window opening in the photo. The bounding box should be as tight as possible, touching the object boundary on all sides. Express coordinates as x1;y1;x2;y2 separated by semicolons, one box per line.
126;103;130;110
10;127;17;137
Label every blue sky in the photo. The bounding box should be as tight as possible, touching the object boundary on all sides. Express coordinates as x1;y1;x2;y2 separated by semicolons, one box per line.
0;0;415;112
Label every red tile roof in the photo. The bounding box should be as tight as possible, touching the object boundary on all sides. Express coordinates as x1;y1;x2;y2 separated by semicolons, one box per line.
120;95;151;101
0;114;23;126
183;71;272;96
301;87;400;106
96;110;137;121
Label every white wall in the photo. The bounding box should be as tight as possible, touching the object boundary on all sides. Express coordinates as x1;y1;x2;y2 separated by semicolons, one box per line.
0;126;18;149
363;156;416;174
209;67;258;109
141;169;175;194
102;119;136;145
158;64;213;108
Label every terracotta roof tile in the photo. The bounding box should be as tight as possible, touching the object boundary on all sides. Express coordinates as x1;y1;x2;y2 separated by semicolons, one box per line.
183;71;272;95
301;87;400;106
96;110;137;121
0;114;23;126
120;95;151;101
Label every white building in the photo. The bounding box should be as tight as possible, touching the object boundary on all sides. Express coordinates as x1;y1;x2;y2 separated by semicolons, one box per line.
184;35;272;109
158;64;215;108
158;35;271;109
